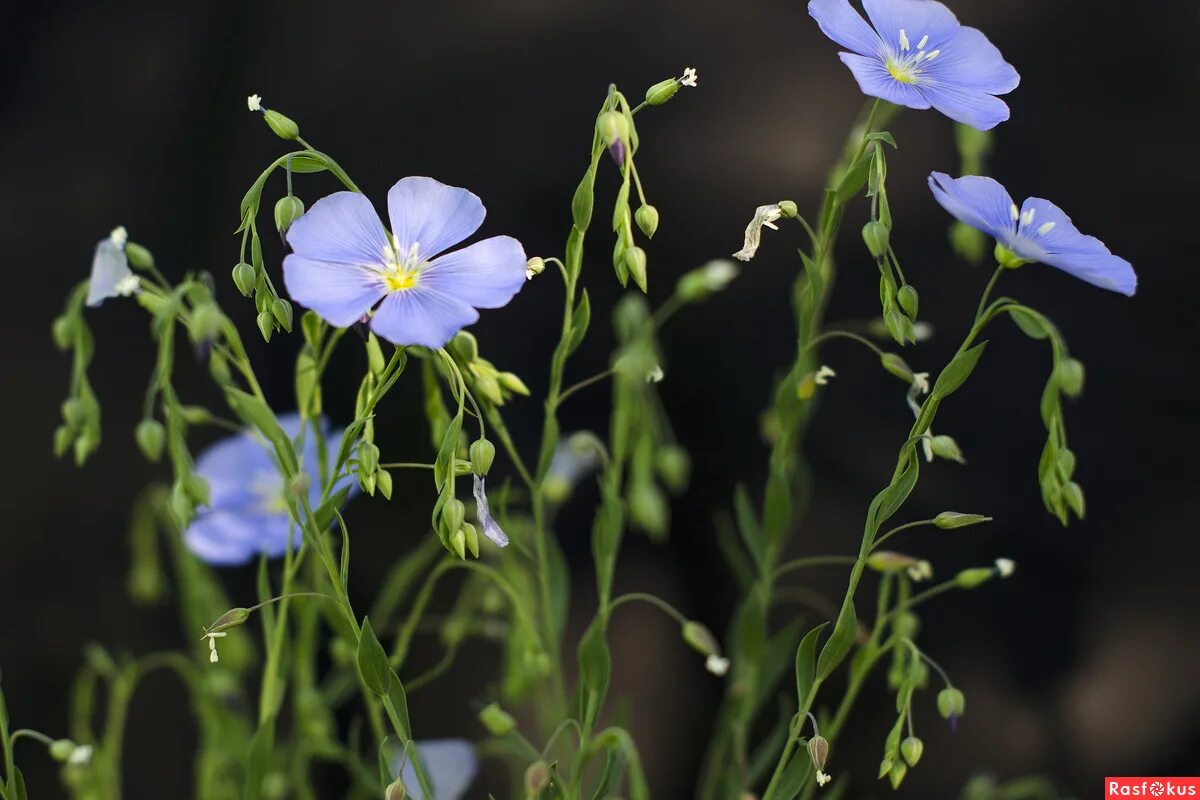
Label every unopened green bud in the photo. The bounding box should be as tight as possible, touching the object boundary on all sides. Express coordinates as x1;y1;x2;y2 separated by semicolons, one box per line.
479;702;517;736
655;445;690;493
681;621;720;658
597;110;628;147
449;526;467;559
53;425;73;457
634;205;660;238
629;482;667;536
62;398;87;428
900;736;924;766
125;241;155;270
676;259;738;302
884;308;909;345
209;607;251;633
933;511;992;529
263;109;300;140
385;777;406;800
190;303;224;344
450;331;479;363
135;419;166;462
862;220;890;258
624;246;648;292
866;551;918;573
376;468;393;500
52;315;76;350
889;760;908;789
525;256;545;278
1056;357;1085;397
880;353;915;384
498;371;530;397
878;758;894;780
929;434;965;463
469;438;496;475
232;262;256;297
271;298;293;332
525;761;551;795
49;739;76;762
257;311;274;342
937;687;965;721
645;78;681;106
807;735;830;771
1062;480;1086;518
184;474;211;507
442;498;466;535
274;195;305;233
954;567;994;589
897;284;919;318
777;200;798;218
366;332;386;375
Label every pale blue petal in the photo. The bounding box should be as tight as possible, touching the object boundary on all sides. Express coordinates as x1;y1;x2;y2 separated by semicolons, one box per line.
924;26;1019;94
1013;198;1137;296
919;81;1010;130
398;740;478;800
839;53;931;109
387;177;485;260
185;511;279;566
370;287;479;349
286;192;391;267
808;0;884;57
927;173;1016;240
421;236;527;309
86;239;132;307
193;432;275;509
864;0;960;52
283;254;384;327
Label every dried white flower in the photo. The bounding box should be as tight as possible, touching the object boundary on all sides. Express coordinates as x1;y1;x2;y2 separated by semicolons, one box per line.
733;204;784;261
246;94;262;112
995;558;1016;578
814;365;836;386
705;654;729;676
816;770;832;787
680;67;698;88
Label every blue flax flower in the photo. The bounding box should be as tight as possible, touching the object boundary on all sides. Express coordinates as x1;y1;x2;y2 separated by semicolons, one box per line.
808;0;1019;130
186;413;353;565
392;739;478;800
928;173;1136;296
86;226;139;306
283;177;527;348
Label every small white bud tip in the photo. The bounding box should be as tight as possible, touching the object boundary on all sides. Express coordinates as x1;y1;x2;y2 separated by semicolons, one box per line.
995;558;1016;578
68;745;93;766
680;67;698;88
247;94;262;112
706;654;730;676
906;560;933;582
109;226;128;247
814;365;836;386
646;365;664;384
911;372;930;395
114;275;140;297
816;770;832;787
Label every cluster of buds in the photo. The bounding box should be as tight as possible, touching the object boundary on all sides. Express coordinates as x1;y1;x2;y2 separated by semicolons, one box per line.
448;331;529;407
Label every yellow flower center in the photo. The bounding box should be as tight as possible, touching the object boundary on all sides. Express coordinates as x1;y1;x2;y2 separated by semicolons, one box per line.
384;268;420;291
382;239;424;292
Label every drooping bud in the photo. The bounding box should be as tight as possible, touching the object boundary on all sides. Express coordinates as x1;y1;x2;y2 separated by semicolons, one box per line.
866;551;919;574
184;474;211;507
929;435;965;463
442;498;466;536
807;735;830;773
624;246;648;292
681;621;720;658
862;220;890;258
190;303;225;345
124;241;155;270
525;761;551;795
937;687;966;727
628;482;667;536
1055;357;1085;397
880;353;915;384
497;371;530;397
469;438;496;476
49;739;76;762
897;285;919;318
135;419;166;462
933;511;992;529
597;111;628;148
376;468;393;500
655;445;690;493
525;256;545;279
676;260;739;302
900;736;924;766
385;777;407;800
263;109;300;141
257;311;274;342
232;262;256;297
274;195;305;233
777;200;798;218
208;607;251;633
479;702;517;736
634;204;660;238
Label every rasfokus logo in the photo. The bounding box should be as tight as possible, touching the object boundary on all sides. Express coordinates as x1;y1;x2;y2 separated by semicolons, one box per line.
1106;778;1200;797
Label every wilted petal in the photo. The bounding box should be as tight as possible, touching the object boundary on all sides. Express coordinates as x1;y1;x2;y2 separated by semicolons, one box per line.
808;0;884;57
369;286;478;349
863;0;960;53
283;255;384;327
396;739;479;800
422;236;527;309
286;192;391;267
387;177;485;259
473;474;509;547
927;173;1016;241
86;239;133;307
839;53;931;110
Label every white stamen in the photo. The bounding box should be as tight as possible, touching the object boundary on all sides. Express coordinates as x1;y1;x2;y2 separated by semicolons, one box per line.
705;655;730;676
912;321;934;342
814;365;836;386
246;94;262;112
917;34;929;49
816;771;832;787
114;274;141;297
1009;204;1020;222
906;560;933;582
406;241;421;265
899;29;910;50
1021;208;1036;226
995;558;1016;578
680;67;698;88
68;746;93;767
1037;221;1058;236
109;225;128;247
646;365;664;383
911;372;930;395
924;49;940;61
205;630;227;664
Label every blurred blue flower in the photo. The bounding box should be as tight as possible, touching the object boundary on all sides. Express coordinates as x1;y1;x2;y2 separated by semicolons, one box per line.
392;739;478;800
283;177;527;348
808;0;1019;130
928;173;1137;296
186;413;353;565
86;226;139;306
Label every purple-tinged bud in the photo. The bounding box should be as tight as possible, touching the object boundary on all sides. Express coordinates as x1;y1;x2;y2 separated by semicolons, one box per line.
937;687;965;728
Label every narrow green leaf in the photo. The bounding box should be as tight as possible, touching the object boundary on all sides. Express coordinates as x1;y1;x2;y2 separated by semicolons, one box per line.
566;290;592;356
816;600;857;680
931;341;988;399
356;617;392;697
795;622;830;710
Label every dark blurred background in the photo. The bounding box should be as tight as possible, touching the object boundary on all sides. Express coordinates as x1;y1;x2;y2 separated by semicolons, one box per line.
3;0;1198;797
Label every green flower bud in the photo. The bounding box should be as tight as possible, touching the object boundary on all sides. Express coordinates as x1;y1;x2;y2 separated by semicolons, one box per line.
184;474;211;507
442;498;466;535
880;353;915;384
525;256;545;278
897;284;919;318
450;331;479;363
124;241;155;270
385;777;407;800
469;438;496;475
51;315;76;350
449;526;467;559
1055;357;1085;397
262;109;300;140
135;419;166;462
937;687;965;721
366;332;386;375
644;78;681;106
208;607;251;633
933;511;992;529
257;311;274;342
634;205;660;238
1062;480;1086;518
628;482;667;536
954;567;995;589
624;246;648;292
900;736;924;766
597;110;628;147
376;468;393;500
866;551;918;573
271;298;294;332
274;195;305;233
878;758;894;780
778;200;798;218
498;371;530;396
889;760;908;789
681;621;720;658
62;398;87;429
655;445;690;493
929;434;965;463
190;303;224;344
232;262;256;297
676;260;738;302
479;702;517;736
53;425;73;457
461;522;479;558
49;739;76;762
862;220;890;258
